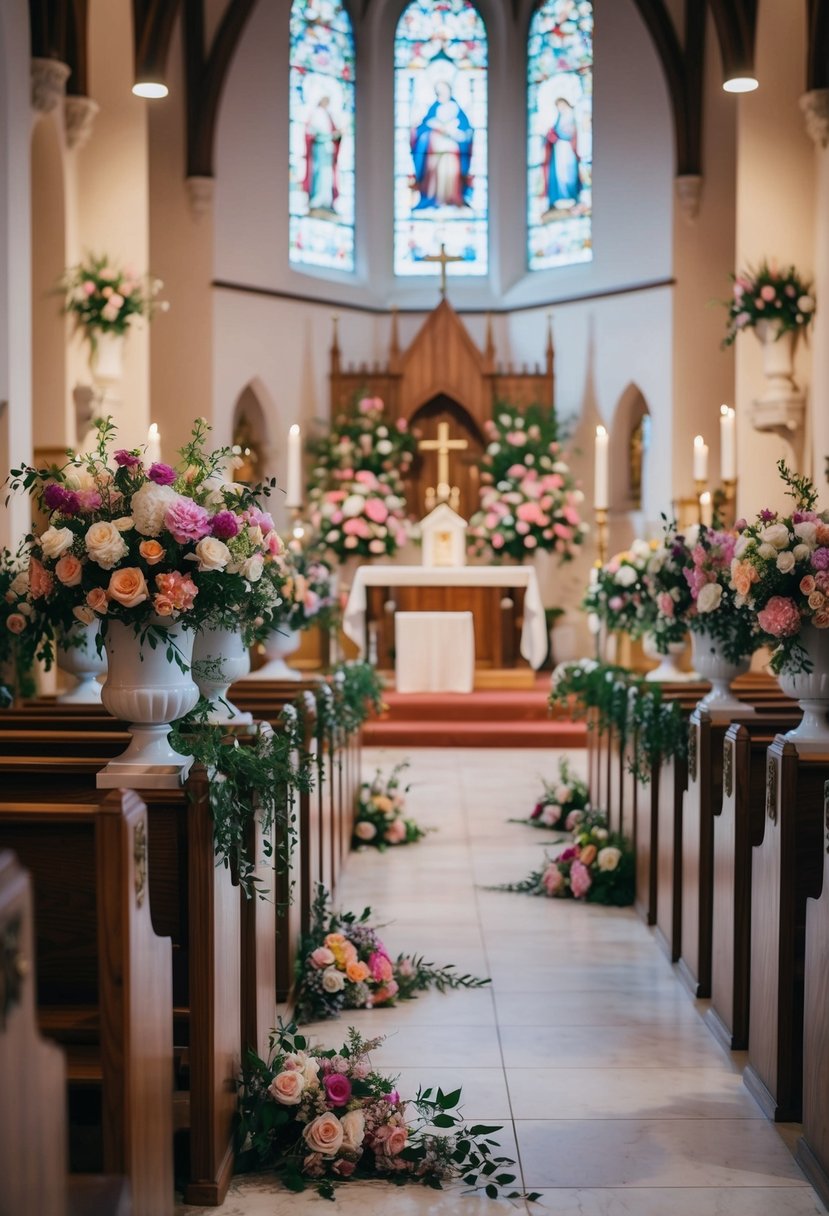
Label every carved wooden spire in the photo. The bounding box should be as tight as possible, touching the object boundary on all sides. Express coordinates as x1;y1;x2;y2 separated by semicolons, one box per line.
389;305;400;371
330;314;341;375
545;312;555;377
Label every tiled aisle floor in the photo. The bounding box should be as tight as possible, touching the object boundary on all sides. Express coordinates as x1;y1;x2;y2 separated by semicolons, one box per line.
180;747;827;1215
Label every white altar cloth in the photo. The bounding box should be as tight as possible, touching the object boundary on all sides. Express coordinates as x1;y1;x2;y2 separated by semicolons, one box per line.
342;565;548;670
395;612;475;693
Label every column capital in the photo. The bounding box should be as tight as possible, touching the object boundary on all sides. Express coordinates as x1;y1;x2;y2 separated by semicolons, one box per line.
185;176;214;219
64;96;99;151
800;88;829;149
675;175;703;225
31;57;70;115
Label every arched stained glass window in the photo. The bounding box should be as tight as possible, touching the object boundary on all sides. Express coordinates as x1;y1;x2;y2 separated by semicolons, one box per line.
394;0;488;278
527;0;593;271
289;0;356;272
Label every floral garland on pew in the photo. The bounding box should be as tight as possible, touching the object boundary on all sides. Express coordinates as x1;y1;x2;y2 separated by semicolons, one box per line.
511;757;590;831
353;762;428;849
294;886;490;1024
492;814;634;906
237;1023;534;1201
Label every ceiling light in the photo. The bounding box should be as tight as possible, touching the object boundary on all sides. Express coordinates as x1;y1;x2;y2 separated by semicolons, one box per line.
132;81;168;99
723;76;758;94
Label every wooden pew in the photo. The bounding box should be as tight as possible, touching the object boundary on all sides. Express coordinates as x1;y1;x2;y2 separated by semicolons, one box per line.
743;738;829;1121
0;752;238;1207
796;778;829;1207
0;789;172;1216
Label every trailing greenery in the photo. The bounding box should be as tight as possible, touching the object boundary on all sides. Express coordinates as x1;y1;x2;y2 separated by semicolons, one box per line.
323;662;384;736
170;701;312;900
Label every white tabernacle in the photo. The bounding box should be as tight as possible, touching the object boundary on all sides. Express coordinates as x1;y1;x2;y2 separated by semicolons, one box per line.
342;564;549;670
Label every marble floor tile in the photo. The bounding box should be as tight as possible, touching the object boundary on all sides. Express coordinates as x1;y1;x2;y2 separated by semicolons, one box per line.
494;988;703;1028
500;1022;731;1070
525;1188;827;1215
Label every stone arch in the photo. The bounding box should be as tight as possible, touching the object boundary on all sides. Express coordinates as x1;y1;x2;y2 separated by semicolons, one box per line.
231;376;274;485
31;117;68;455
406;392;485;520
609;382;650;515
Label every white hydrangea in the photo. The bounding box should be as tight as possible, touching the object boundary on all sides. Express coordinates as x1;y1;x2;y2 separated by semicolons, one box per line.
131;482;178;537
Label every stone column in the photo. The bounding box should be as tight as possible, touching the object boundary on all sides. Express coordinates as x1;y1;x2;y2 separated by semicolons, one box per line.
800;89;829;487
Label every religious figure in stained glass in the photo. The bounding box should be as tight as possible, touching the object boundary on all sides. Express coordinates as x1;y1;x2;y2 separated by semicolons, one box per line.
289;0;355;272
528;0;593;271
394;0;488;278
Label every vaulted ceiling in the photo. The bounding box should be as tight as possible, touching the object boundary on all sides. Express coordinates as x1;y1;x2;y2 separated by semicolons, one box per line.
27;0;829;180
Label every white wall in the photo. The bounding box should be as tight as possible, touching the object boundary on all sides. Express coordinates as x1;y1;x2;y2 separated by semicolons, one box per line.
0;0;33;546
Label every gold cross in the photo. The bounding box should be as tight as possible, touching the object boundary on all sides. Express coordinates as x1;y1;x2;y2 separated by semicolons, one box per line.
421;243;465;298
418;420;468;503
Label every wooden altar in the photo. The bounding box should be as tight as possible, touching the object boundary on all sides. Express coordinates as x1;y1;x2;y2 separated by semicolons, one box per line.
330;300;555;522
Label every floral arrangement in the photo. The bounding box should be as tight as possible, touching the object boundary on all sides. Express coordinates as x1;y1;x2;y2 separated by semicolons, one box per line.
61;252;167;345
279;543;337;634
352;762;427;849
512;758;590;831
729;462;829;673
722;259;815;348
294;887;489;1024
9;417;283;656
0;547;44;702
467;402;587;562
494;815;634;906
582;540;660;641
237;1023;532;1200
307;396;416;561
649;521;757;663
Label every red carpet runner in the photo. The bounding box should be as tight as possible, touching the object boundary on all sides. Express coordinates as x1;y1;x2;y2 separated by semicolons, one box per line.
362;683;587;749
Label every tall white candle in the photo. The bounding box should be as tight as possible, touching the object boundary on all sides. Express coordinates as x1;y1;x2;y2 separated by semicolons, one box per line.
693;434;709;482
147;423;161;465
720;405;736;481
286;424;303;509
699;490;713;527
594;425;609;510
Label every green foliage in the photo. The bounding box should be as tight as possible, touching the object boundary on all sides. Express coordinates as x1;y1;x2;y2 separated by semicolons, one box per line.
778;459;818;512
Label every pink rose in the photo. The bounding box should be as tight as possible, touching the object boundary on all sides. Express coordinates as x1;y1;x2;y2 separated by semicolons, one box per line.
323;1073;352;1107
369;951;393;983
332;1159;357;1177
364;497;389;524
310;946;336;969
384;818;407;845
543;864;565;896
757;595;801;639
570;860;592;899
55;554;83;586
269;1069;305;1105
386;1126;408;1155
29;557;53;599
760;284;776;301
6;613;26;634
164;498;211;544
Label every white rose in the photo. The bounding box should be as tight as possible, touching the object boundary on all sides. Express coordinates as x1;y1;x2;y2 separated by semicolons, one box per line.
696;582;723;613
85;521;128;570
794;522;818;547
342;494;365;518
302;1057;321;1085
10;572;28;598
597;846;622;871
684;525;700;548
376;440;392;455
321;967;345;993
594;827;609;841
555;786;572;804
793;544;812;562
113;516;134;532
241;554;264;583
340;1109;366;1152
776;551;796;574
760;523;791;550
268;1069;305;1105
487;442;501;455
40;526;74;559
355;820;377;841
303;1113;345;1157
615;565;638;588
192;536;231;572
798;295;815;313
131;482;178;537
734;535;749;558
630;539;651;559
758;543;778;561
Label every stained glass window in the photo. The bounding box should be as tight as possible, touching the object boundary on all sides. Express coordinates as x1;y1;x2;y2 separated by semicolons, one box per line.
394;0;488;278
289;0;355;272
527;0;593;271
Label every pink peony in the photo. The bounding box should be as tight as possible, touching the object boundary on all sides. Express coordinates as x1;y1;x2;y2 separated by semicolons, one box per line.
368;951;394;983
757;595;801;638
570;860;593;899
358;396;383;414
542;864;565;896
164;498;211;544
364;497;389;524
384;818;407;845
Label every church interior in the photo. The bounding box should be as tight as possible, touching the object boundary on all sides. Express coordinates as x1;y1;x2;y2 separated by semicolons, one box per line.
3;0;829;1213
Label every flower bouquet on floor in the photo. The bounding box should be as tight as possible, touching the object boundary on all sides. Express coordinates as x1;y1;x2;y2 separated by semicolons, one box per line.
237;1023;533;1200
492;816;634;906
294;886;489;1024
512;758;590;831
352;762;427;849
467;402;587;562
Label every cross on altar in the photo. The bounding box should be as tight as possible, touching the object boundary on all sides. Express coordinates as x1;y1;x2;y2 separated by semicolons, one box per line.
418;421;469;507
421;243;465;298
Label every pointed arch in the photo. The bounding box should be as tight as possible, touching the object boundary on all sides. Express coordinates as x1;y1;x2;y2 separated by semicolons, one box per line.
527;0;593;272
289;0;356;273
393;0;489;278
609;382;650;513
231;376;274;482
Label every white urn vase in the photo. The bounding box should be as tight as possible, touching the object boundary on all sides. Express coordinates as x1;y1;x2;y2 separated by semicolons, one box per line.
643;632;696;683
56;619;107;704
91;331;124;384
754;320;800;405
96;618;200;788
192;623;253;725
691;628;754;722
777;624;829;754
249;627;303;681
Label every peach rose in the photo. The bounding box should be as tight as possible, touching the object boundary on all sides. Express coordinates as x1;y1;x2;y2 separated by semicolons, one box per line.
809;591;826;611
801;575;817;596
580;844;598;866
303;1112;344;1157
139;539;166;566
6;613;25;634
268;1069;305;1106
29;557;53;599
814;611;829;628
86;587;109;614
346;960;370;983
108;567;149;609
55;554;83;587
816;523;829;546
153;594;175;617
386;1126;408;1156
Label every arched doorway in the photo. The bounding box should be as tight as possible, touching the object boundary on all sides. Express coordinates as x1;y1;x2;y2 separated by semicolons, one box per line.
406;395;484;521
231;381;271;485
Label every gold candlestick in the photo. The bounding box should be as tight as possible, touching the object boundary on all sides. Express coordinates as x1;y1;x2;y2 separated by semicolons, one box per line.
694;479;707;524
594;507;609;566
721;478;737;527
